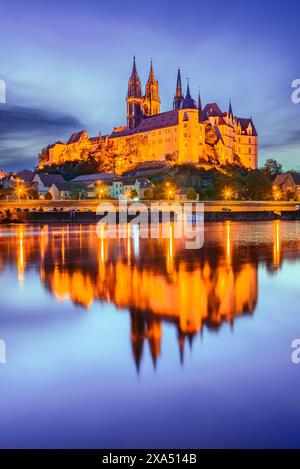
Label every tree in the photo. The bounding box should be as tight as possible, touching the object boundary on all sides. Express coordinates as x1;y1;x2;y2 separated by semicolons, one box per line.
245;170;272;200
186;187;198;200
263;159;283;180
69;187;88;200
143;189;154;199
28;188;39;199
44;192;53;200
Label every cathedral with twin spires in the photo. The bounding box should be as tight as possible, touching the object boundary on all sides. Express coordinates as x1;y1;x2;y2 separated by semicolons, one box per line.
40;58;258;171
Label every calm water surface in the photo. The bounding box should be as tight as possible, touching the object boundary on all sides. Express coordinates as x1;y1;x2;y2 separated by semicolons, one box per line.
0;221;300;449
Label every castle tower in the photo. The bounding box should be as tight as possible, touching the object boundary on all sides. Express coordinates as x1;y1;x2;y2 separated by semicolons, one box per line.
127;56;144;129
173;68;184;110
143;60;160;117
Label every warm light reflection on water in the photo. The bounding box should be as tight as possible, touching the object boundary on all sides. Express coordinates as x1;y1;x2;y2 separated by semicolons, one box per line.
0;221;300;448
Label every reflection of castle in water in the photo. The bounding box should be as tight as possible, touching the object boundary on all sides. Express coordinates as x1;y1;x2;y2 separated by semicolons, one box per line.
1;221;300;368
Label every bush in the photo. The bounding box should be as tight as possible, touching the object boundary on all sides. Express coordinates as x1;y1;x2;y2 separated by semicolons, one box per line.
143;189;154;199
186;187;198;200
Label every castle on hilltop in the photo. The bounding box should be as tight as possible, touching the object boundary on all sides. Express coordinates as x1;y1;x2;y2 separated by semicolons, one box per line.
39;58;258;172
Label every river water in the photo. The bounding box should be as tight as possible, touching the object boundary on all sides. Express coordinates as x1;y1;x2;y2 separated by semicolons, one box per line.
0;221;299;448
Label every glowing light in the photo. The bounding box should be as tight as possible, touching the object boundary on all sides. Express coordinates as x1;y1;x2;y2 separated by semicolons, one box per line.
17;225;25;282
225;221;232;266
224;187;233;201
273;185;281;201
167;189;174;201
273;220;281;268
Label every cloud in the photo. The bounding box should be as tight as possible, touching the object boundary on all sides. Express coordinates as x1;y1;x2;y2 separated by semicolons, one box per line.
0;105;84;170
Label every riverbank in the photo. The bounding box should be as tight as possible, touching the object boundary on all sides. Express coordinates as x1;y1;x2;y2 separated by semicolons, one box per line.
1;210;300;224
0;199;299;211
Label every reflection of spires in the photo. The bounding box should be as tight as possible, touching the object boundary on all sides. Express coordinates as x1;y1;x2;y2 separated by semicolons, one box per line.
178;331;185;365
130;310;146;373
147;319;162;368
187;333;195;350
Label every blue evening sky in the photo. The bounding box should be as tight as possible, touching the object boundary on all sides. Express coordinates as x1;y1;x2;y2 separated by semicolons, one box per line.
0;0;300;171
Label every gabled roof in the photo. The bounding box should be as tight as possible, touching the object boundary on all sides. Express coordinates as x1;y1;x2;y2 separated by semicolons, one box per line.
122;177;153;187
71;172;117;183
203;103;223;117
237;118;258;136
48;141;64;149
35;173;66;186
51;182;73;191
16;170;35;183
67;130;88;144
291;172;300;185
273;174;287;186
274;172;300;186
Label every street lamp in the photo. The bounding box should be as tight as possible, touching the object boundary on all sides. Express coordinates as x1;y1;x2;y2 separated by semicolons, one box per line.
273;185;281;201
224;188;233;201
15;186;25;201
167;190;173;201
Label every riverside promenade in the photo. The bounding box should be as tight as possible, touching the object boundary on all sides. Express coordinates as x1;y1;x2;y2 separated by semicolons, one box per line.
0;200;299;212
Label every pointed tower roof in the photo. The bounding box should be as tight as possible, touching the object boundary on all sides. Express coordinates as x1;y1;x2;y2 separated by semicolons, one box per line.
180;80;197;109
176;68;183;97
186;80;191;98
128;56;142;98
198;88;202;111
131;55;138;79
229;99;233;118
173;68;184;110
148;59;155;81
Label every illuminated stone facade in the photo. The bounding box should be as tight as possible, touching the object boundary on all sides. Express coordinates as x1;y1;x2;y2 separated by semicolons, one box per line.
39;59;258;172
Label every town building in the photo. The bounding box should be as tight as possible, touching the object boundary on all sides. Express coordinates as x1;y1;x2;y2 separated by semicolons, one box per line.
273;172;300;200
33;173;66;195
49;176;154;200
